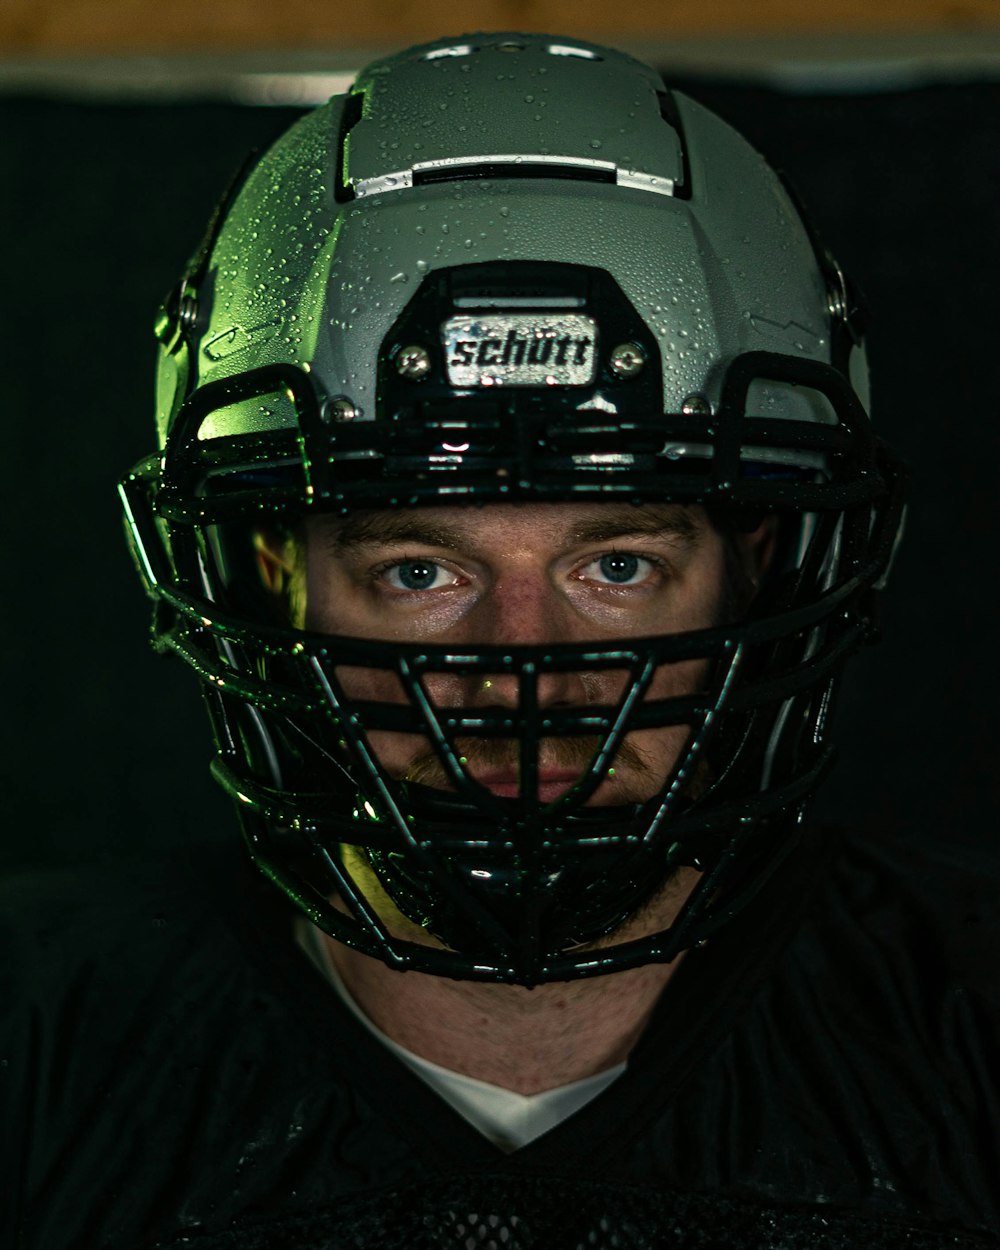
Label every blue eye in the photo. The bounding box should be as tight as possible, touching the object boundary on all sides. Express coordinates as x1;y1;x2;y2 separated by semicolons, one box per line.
582;552;650;585
385;560;450;591
597;555;645;582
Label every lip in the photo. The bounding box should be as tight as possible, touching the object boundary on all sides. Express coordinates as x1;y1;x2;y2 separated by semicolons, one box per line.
473;769;581;802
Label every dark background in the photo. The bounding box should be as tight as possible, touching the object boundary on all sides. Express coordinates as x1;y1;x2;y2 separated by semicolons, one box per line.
2;78;997;870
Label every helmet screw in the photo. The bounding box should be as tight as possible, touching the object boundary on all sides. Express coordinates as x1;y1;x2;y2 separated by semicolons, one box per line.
178;290;198;331
324;397;357;423
395;344;432;380
609;343;645;378
681;393;712;417
825;252;850;322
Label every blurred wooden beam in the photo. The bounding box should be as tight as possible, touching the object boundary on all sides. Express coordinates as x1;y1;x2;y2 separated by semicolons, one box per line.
4;0;1000;57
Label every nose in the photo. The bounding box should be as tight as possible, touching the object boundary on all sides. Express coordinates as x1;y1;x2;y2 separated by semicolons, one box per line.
460;571;589;710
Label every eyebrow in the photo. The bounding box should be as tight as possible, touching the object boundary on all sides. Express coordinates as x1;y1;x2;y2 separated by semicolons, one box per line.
322;504;702;554
323;513;470;552
565;505;700;547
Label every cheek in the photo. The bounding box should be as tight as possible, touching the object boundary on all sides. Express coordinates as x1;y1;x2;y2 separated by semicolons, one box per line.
600;655;713;800
303;578;350;635
302;545;372;636
673;545;730;635
333;664;471;782
627;540;733;784
333;664;416;778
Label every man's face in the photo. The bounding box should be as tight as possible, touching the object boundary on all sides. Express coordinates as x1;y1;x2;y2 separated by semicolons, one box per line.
276;501;758;808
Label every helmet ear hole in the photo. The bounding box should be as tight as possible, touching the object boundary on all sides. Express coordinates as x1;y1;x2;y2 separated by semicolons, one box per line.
739;515;779;587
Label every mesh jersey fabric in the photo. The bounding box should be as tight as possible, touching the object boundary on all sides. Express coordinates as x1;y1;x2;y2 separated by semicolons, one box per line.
1;825;997;1250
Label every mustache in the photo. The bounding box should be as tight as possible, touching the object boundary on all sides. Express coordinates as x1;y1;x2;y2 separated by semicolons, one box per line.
403;734;650;788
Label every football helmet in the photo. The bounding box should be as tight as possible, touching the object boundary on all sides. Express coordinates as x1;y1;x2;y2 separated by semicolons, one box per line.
121;33;906;984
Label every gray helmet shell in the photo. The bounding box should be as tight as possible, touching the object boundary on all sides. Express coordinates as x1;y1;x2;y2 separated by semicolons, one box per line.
159;33;853;455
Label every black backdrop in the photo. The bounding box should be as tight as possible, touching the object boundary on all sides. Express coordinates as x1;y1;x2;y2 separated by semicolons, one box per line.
2;78;998;871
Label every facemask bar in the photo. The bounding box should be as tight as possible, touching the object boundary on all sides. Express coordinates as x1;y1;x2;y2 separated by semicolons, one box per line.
140;349;887;530
122;542;884;984
120;345;907;982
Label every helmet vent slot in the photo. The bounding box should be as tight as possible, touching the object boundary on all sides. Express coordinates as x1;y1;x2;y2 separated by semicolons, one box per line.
353;156;676;199
656;91;691;200
546;44;602;60
412;161;616;189
335;90;366;203
422;44;475;60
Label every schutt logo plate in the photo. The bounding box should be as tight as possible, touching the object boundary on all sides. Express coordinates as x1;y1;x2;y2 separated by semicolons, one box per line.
442;314;598;387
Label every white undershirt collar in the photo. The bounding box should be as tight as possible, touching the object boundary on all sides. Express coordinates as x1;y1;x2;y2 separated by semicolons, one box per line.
294;917;625;1152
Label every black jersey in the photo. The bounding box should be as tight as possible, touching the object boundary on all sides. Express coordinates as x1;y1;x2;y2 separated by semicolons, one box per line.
2;827;997;1250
